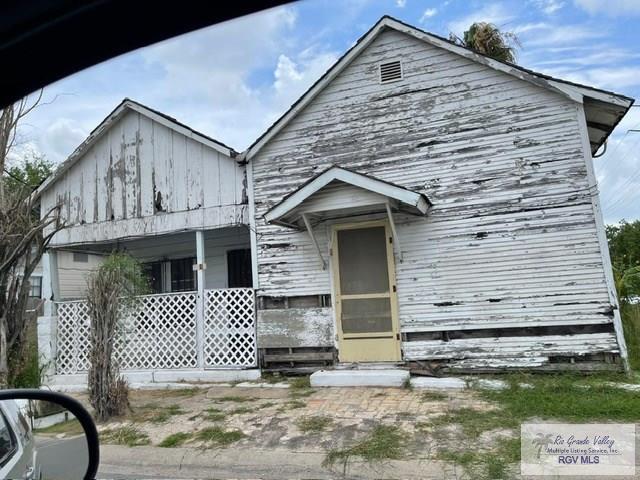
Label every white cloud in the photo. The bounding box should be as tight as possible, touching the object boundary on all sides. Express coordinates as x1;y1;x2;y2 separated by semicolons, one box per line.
420;8;438;23
448;3;513;35
529;0;565;14
396;0;407;7
522;24;605;47
575;0;640;16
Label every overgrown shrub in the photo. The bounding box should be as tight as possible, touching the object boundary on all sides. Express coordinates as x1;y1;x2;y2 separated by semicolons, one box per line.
87;253;147;421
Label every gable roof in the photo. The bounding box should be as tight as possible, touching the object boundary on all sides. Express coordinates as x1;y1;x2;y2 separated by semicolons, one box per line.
36;98;237;196
264;166;431;229
243;15;634;161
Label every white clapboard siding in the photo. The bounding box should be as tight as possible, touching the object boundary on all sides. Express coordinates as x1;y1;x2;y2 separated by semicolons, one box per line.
42;110;247;247
250;27;617;359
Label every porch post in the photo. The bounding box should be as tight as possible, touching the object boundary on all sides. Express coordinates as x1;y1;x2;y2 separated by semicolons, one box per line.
42;250;59;316
40;250;59;379
195;231;206;369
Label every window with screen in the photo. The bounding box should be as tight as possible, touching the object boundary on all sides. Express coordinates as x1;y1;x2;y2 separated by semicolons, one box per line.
171;257;196;292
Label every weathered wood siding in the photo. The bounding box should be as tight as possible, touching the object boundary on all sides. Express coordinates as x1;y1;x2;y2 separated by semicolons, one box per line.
251;29;620;366
42;109;247;247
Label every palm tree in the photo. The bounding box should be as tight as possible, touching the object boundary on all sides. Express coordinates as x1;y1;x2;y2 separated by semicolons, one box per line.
450;22;520;63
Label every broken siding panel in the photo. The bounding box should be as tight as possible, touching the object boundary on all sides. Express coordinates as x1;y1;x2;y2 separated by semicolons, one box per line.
251;29;614;343
46;109;246;246
257;308;334;348
402;333;619;361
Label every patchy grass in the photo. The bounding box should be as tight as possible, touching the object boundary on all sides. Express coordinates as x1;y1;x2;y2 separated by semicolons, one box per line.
622;304;640;370
35;419;84;436
216;395;255;403
168;388;201;397
261;373;284;384
132;403;187;424
203;409;227;421
437;438;520;480
289;376;311;389
277;400;306;412
296;416;332;433
429;374;640;479
324;425;405;467
229;406;253;415
159;432;192;448
289;388;315;399
196;426;245;446
421;391;448;402
402;377;413;390
261;401;276;408
101;425;150;447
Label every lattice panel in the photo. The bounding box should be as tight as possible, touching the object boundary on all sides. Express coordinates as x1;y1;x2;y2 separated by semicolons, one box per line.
117;293;198;370
55;301;90;374
55;292;198;374
204;288;256;367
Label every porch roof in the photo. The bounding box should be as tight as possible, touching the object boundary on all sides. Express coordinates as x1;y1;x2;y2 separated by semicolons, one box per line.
264;166;431;229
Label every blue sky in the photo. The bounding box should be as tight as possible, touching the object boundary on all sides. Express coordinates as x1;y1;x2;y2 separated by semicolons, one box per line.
15;0;640;223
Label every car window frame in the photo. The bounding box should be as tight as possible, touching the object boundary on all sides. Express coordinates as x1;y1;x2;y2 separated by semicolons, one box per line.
0;409;18;468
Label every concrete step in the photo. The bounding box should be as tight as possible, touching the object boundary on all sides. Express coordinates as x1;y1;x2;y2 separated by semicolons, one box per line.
310;369;409;387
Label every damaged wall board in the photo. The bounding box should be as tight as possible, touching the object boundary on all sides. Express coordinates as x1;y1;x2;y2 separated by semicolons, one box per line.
248;26;629;369
40;104;247;247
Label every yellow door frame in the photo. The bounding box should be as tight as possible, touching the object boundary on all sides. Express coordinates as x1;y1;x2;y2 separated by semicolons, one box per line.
330;219;402;362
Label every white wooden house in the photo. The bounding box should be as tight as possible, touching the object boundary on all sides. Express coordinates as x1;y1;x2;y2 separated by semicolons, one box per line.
38;17;634;384
37;99;258;384
245;17;633;372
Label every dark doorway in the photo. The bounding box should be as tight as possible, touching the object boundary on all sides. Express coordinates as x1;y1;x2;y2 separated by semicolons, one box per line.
227;249;252;288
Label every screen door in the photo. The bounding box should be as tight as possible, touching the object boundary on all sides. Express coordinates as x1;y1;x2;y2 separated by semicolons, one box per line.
332;222;401;362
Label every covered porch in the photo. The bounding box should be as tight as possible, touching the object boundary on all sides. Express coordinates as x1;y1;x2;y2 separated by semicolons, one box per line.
39;226;259;387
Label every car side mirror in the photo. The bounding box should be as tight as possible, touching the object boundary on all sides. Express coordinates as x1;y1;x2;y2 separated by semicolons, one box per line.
0;389;99;480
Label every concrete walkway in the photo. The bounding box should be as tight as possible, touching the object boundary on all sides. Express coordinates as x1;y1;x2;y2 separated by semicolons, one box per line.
99;444;453;479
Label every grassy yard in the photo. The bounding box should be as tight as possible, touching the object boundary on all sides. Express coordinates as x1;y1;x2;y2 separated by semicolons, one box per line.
431;373;640;479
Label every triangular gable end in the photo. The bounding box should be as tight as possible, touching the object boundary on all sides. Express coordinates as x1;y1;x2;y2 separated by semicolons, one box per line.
36;98;237;197
244;16;633;161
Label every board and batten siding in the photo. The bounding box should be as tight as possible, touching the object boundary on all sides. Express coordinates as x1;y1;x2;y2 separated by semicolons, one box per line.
42;109;247;247
251;29;621;367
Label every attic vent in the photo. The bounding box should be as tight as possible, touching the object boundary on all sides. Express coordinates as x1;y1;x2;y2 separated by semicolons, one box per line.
379;60;402;83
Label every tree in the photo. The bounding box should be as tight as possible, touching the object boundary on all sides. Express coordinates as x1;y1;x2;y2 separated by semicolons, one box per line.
87;253;148;421
0;93;63;388
4;154;54;195
450;22;521;63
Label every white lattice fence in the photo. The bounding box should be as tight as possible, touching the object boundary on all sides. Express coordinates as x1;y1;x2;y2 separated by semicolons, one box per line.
55;289;256;375
204;288;256;367
55;292;198;374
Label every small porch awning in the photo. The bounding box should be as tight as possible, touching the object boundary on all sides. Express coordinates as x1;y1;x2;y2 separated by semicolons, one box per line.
264;166;431;229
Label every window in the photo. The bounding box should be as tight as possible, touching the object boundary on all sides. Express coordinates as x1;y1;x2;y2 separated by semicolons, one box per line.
227;249;252;288
143;262;163;294
0;410;17;468
73;252;88;263
29;276;42;298
170;257;196;292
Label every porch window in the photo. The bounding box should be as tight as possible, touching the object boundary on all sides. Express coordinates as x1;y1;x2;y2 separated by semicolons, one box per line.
143;258;196;293
171;257;196;292
143;262;163;294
